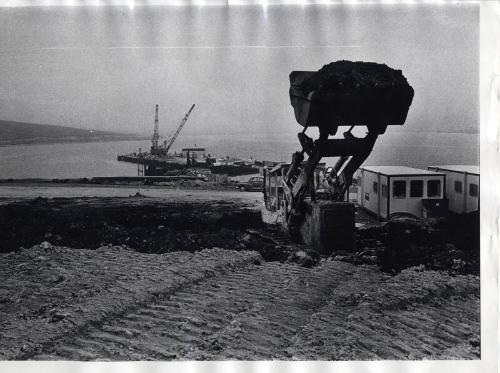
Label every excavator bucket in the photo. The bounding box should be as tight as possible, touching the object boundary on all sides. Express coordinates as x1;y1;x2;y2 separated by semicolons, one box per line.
289;61;414;135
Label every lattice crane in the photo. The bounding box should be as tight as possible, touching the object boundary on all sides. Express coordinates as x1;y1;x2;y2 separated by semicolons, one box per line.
150;104;160;154
163;104;196;154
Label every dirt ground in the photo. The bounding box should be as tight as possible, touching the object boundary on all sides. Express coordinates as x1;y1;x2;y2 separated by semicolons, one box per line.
0;194;480;361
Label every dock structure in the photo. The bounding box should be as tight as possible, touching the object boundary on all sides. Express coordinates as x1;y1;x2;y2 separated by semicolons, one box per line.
117;152;202;176
91;175;206;183
117;103;205;176
117;104;274;178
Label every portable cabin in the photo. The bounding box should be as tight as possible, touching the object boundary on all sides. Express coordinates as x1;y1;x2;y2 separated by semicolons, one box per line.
427;165;479;214
357;166;447;219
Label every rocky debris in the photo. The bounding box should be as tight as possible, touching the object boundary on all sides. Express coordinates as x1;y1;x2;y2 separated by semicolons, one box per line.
240;229;295;261
301;60;413;96
0;197;263;254
352;212;479;275
0;195;481;276
39;241;52;249
286;250;319;268
0;196;329;270
238;227;324;266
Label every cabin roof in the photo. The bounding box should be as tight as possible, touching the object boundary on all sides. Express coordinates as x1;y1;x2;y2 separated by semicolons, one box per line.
361;166;444;176
428;165;479;175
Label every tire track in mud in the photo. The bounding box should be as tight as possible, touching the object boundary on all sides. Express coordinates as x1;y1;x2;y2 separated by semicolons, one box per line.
35;260;367;360
0;246;261;360
287;268;480;360
7;246;479;361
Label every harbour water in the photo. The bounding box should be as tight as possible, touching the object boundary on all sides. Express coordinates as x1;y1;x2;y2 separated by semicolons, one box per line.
0;131;479;180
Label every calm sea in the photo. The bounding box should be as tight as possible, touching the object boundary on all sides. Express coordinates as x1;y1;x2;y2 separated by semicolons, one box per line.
0;131;478;180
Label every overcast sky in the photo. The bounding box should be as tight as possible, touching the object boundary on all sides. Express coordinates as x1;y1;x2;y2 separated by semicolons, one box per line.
0;4;478;137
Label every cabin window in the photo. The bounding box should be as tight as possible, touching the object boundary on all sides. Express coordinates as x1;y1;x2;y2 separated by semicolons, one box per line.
410;180;423;198
372;181;378;193
454;181;463;193
393;180;406;198
381;184;388;197
427;180;441;197
365;192;370;201
469;183;479;197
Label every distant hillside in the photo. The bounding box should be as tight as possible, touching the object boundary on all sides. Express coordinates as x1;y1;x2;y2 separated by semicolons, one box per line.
0;120;147;146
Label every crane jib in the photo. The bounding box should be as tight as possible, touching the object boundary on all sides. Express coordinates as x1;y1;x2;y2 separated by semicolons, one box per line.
164;104;196;154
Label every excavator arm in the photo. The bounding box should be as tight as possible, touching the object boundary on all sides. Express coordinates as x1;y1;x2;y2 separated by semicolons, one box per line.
282;61;414;240
283;126;379;236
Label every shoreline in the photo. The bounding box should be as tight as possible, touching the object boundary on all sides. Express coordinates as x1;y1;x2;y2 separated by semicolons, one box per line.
0;136;148;148
0;178;243;192
0;183;262;205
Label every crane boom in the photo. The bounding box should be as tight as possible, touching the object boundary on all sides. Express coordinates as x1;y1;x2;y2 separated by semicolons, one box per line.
151;104;159;150
164;104;195;153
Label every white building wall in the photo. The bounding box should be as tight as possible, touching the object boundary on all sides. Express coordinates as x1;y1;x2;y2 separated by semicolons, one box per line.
428;168;479;214
360;168;446;219
389;177;410;216
444;171;466;213
359;170;380;216
465;174;480;213
388;175;444;218
379;175;389;219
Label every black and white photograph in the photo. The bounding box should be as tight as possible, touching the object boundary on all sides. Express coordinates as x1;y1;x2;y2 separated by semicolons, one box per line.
0;0;497;371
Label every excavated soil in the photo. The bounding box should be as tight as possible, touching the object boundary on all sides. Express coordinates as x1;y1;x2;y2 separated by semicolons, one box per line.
0;196;263;255
301;60;412;95
0;196;480;360
354;213;480;275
